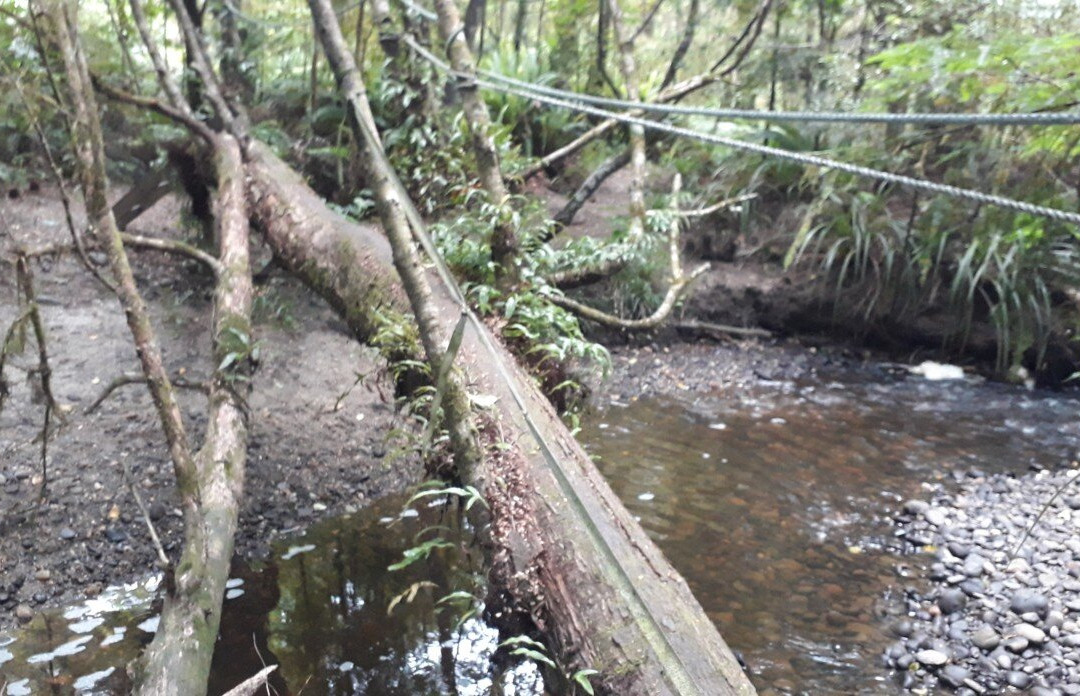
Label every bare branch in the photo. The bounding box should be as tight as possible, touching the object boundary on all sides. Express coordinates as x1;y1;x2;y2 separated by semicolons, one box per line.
91;75;216;143
628;0;663;42
86;372;209;415
221;666;278;696
121;232;223;275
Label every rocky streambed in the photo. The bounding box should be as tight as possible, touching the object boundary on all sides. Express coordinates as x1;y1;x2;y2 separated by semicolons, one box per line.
887;468;1080;694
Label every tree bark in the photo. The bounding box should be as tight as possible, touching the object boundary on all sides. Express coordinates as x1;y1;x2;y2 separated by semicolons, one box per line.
605;0;646;239
431;0;520;287
44;0;199;514
134;132;253;696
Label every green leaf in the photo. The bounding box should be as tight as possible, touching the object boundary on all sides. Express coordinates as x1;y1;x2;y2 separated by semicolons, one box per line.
573;669;599;695
510;647;556;668
387;539;454;572
218;352;239;372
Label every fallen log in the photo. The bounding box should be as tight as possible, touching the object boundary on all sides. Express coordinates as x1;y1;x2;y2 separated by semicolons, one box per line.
245;140;755;695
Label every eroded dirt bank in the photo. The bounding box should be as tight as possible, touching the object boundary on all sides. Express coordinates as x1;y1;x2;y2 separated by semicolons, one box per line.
0;187;421;629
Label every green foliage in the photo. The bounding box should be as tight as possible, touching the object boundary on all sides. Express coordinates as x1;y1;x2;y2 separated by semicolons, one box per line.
387;538;454;572
481;46;587;158
430;197;611;386
217;325;260;382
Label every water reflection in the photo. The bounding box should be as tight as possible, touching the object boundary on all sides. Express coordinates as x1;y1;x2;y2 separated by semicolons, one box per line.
0;495;543;695
578;371;1080;693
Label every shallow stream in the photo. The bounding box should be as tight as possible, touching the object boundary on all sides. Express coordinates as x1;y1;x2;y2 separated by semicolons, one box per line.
2;358;1079;694
579;364;1080;693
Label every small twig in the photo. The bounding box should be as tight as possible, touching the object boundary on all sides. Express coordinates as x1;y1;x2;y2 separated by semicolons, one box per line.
0;306;33;414
678;192;758;218
327;370;368;413
1010;471;1080;560
122;460;171;568
87;372;209;414
121;232;224;275
250;633;278;695
221;665;279;696
673;319;772;338
16;256;62;501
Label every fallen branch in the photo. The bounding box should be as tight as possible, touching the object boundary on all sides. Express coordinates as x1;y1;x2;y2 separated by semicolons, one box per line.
221;665;278;696
548;175;709;330
86;372;209;414
549;148;631;235
673;319;772;338
545;252;633;290
120;232;223;275
247;136;755;696
679;192;758;218
549;264;707;329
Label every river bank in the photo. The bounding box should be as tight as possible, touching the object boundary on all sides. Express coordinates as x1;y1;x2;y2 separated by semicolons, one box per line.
0;188;422;630
886;468;1080;695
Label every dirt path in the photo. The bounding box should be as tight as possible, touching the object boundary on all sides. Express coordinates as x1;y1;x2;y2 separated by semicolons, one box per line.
0;187;420;628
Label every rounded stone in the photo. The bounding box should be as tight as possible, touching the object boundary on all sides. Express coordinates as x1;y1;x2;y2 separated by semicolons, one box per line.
939;588;968;615
1005;671;1032;689
1014;623;1047;645
915;649;949;667
14;604;33;623
971;626;1000;651
1011;590;1049;617
940;663;970;687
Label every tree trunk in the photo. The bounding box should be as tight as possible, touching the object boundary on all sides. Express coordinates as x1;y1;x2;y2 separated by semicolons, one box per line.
605;0;646;239
463;0;485;50
45;3;254;693
246;138;755;695
134;132;253;696
431;0;520;287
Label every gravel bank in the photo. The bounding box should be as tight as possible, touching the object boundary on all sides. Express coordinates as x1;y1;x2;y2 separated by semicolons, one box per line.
887;467;1080;694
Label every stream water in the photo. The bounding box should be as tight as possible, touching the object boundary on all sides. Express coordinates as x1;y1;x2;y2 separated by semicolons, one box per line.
2;359;1079;694
0;495;542;695
578;365;1080;693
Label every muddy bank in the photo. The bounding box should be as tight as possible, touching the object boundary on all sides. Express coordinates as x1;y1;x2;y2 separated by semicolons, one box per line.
534;166;1079;386
0;187;421;629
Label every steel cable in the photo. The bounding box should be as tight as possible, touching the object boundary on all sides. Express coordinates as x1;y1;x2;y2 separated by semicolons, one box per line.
403;35;1080;226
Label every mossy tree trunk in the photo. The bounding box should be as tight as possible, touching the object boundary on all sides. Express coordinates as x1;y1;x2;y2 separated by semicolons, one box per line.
431;0;521;287
48;0;254;691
